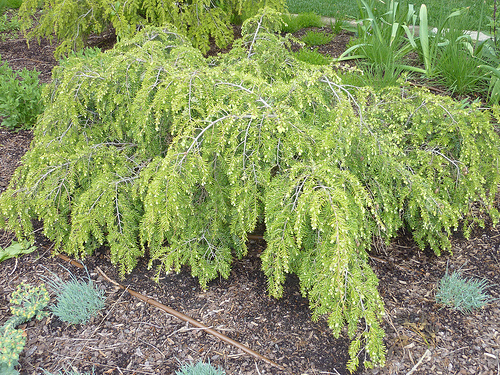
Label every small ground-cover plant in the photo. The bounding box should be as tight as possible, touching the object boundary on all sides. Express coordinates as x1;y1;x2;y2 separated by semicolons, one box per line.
45;271;106;324
281;11;323;33
0;240;37;263
436;268;493;313
301;30;332;45
0;11;20;36
176;361;225;375
0;57;43;130
1;283;49;375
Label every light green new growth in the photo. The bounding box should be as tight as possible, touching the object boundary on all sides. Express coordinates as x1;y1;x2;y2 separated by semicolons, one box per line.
1;8;499;371
0;11;21;34
18;0;286;57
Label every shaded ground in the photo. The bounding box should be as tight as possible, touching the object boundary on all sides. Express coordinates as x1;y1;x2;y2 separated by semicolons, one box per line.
1;18;500;375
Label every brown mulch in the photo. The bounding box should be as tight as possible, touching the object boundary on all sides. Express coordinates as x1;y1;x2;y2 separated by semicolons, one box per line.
1;19;500;375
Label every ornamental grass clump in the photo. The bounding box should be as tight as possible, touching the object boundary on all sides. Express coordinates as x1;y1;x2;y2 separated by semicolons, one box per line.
46;273;105;324
436;269;492;313
1;8;500;372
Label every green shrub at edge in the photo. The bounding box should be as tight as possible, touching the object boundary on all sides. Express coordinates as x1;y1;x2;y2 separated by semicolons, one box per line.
0;56;43;129
0;283;49;375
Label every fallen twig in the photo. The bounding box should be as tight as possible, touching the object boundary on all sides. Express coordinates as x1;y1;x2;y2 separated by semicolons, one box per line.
405;349;431;375
55;253;285;370
96;266;285;371
56;253;85;269
407;81;449;95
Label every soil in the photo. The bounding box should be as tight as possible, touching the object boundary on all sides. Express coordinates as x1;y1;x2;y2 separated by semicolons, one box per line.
1;15;500;375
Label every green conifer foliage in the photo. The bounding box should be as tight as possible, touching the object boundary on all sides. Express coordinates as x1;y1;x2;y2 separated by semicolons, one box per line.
19;0;286;57
2;9;499;371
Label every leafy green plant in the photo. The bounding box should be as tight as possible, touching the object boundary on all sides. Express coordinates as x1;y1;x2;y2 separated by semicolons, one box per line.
176;361;225;375
0;57;44;129
45;272;106;324
435;268;493;313
19;0;286;57
1;8;500;371
281;11;323;33
337;0;495;96
293;46;332;64
0;12;20;35
1;283;49;375
301;30;332;46
0;240;37;263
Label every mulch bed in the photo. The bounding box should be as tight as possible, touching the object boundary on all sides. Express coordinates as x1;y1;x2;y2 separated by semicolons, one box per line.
1;19;500;375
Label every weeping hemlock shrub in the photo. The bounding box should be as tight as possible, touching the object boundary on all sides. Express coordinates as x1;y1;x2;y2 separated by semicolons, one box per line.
1;9;500;371
19;0;286;57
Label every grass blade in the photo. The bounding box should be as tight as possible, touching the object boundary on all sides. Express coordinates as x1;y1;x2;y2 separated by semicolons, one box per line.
419;4;430;76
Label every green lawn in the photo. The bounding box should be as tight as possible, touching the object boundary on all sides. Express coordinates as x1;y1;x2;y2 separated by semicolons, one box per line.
0;0;22;10
287;0;495;30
